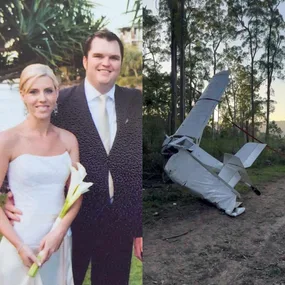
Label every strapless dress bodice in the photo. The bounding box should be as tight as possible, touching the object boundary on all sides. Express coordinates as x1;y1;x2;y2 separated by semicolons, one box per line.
7;151;71;246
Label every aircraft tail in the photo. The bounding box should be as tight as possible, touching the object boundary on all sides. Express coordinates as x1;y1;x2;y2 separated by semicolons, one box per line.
219;154;250;188
218;143;266;188
235;142;267;168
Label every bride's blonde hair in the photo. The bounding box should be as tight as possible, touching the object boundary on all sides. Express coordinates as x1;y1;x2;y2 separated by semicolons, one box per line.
19;64;59;94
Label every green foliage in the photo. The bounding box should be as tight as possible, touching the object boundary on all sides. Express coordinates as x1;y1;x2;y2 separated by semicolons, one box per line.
143;115;167;153
116;75;142;88
143;8;172;132
143;115;166;179
126;0;142;26
143;127;285;180
121;45;142;78
143;71;171;118
0;0;106;82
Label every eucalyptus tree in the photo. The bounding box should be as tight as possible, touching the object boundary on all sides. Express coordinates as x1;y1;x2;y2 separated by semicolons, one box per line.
199;0;236;137
0;0;105;82
179;0;186;124
202;0;235;75
221;63;265;142
259;0;285;143
218;45;245;134
157;0;213;133
155;0;179;133
268;120;283;138
227;0;266;140
143;8;164;75
183;0;212;111
168;0;179;133
143;8;170;120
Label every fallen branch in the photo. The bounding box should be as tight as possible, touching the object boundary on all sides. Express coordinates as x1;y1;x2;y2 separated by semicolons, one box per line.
162;230;191;240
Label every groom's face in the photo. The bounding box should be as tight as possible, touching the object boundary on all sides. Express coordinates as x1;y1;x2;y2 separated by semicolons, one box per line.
83;37;122;93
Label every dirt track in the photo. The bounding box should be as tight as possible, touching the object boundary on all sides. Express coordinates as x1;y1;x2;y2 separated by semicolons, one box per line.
144;178;285;285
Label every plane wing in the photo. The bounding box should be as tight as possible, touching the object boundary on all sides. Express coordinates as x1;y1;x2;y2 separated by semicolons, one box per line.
175;70;230;144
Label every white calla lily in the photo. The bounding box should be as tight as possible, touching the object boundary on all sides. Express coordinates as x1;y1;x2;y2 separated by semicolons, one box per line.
76;181;93;195
67;182;93;206
66;166;81;200
77;162;87;180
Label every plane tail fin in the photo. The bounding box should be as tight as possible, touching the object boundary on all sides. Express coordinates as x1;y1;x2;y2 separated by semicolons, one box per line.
218;143;266;188
234;143;267;168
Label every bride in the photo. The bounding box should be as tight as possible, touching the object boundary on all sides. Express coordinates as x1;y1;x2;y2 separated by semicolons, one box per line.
0;64;81;284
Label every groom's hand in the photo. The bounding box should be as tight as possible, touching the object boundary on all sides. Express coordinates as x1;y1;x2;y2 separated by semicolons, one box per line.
133;237;143;261
4;191;22;225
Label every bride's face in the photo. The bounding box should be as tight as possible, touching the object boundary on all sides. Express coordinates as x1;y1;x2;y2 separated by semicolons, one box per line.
22;76;58;120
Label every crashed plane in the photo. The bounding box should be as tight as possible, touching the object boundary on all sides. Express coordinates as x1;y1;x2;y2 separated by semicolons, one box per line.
162;70;266;217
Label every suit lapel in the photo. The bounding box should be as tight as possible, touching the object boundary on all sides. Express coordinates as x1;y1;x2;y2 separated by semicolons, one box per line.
70;83;106;152
110;85;132;154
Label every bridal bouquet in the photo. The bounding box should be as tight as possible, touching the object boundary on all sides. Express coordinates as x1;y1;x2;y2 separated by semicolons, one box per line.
28;162;93;277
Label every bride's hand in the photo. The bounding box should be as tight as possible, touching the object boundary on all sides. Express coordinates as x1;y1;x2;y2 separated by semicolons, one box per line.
38;228;65;265
18;244;41;268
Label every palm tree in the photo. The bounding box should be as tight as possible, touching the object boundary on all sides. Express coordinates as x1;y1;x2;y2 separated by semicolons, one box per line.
126;0;142;25
0;0;106;82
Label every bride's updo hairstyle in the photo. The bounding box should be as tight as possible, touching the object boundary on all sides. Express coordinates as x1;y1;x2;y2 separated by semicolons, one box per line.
19;64;59;94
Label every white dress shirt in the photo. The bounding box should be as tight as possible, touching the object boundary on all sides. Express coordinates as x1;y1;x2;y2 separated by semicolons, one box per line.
84;78;117;149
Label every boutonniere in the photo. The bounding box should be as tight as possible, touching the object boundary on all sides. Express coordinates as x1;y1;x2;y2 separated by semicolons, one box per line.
125;118;129;124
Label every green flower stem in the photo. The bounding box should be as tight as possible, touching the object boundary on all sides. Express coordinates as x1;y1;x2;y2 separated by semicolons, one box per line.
59;199;69;218
28;254;42;277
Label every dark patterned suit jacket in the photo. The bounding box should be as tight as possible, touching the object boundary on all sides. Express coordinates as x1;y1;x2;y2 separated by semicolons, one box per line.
52;82;142;238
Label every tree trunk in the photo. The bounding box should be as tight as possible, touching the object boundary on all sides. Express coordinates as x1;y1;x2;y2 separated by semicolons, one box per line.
179;0;185;125
246;120;249;143
265;24;272;143
250;61;255;142
170;1;178;134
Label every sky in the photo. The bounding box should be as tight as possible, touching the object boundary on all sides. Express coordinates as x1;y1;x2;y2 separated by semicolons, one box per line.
143;0;285;121
92;0;137;35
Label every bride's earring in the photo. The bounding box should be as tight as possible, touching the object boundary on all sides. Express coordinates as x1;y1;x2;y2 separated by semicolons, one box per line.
53;102;58;115
24;104;28;116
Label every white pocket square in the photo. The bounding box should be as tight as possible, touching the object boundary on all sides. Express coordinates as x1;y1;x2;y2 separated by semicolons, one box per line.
125;118;129;124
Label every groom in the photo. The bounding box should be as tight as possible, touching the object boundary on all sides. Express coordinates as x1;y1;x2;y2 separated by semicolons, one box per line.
5;30;142;285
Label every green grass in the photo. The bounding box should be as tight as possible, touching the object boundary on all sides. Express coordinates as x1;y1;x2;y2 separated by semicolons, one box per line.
82;254;142;285
248;165;285;183
129;254;143;285
236;165;285;193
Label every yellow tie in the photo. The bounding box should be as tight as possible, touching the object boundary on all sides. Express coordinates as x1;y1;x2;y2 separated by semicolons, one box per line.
98;94;110;153
98;94;114;202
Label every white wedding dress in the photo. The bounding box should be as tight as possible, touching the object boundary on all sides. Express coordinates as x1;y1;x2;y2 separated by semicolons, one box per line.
0;151;74;285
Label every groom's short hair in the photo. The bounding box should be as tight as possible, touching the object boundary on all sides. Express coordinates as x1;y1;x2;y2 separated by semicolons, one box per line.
83;29;124;61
